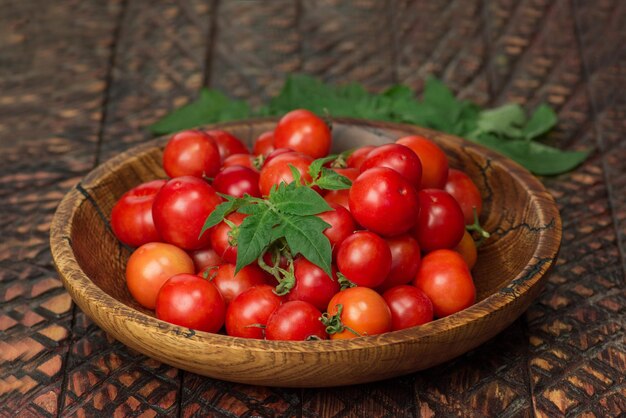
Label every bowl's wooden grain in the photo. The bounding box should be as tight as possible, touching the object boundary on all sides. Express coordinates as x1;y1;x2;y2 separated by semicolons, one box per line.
50;118;561;387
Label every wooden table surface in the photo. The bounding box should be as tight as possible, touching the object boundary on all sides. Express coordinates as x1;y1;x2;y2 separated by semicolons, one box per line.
1;0;625;417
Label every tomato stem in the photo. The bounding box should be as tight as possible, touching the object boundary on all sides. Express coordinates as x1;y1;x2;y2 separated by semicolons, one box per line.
466;207;490;246
320;304;361;337
337;272;357;290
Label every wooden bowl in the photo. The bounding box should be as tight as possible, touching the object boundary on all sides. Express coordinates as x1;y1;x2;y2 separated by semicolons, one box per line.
50;118;561;387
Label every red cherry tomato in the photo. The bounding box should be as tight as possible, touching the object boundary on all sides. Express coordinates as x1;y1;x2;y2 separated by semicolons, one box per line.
413;249;476;318
336;231;391;288
396;135;448;189
360;143;422;189
223;153;256;171
454;230;478;270
212;165;261;198
209;263;272;305
326;287;392;339
287;257;340;312
262;147;296;167
125;242;195;309
324;189;350;211
265;301;327;341
316;202;356;256
382;285;433;331
110;179;166;247
209;212;247;264
187;247;223;273
258;152;313;196
444;168;483;225
273;109;331;159
162;130;221;178
225;285;283;339
377;234;421;292
152;176;222;250
205;129;249;160
253;131;275;156
346;145;375;170
349;167;419;236
156;273;225;333
414;189;465;252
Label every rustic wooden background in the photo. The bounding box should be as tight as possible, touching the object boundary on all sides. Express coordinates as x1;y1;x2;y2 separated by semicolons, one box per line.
1;0;624;416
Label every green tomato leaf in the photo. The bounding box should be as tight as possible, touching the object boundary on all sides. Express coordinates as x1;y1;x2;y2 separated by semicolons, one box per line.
279;214;333;277
309;155;338;180
316;168;352;190
149;88;250;134
200;197;247;237
474;104;526;138
235;210;281;273
522;104;558;140
269;182;331;215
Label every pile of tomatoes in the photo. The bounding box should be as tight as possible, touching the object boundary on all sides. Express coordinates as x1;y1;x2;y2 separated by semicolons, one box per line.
111;109;486;341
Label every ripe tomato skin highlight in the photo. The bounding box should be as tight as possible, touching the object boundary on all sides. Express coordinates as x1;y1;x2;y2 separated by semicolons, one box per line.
327;287;392;339
205;129;249;160
444;168;483;225
209;263;273;305
162;130;221;179
454;229;478;270
414;189;465;252
360;143;422;189
212;165;261;198
258;152;313;196
346;145;375;170
287;257;340;312
209;212;247;264
413;249;476;318
377;234;421;292
316;202;356;256
273;109;331;159
225;285;283;339
349;167;419;237
382;285;433;331
111;179;166;248
187;247;223;273
156;273;225;333
125;242;195;309
253;130;275;156
336;231;391;288
265;301;327;341
396;135;448;189
152;176;222;250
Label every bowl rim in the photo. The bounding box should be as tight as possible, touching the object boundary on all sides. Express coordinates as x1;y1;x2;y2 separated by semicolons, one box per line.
50;117;562;355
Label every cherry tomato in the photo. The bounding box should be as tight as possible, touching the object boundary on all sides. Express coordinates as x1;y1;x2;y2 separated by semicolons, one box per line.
212;165;261;198
324;189;350;211
162;130;221;178
444;168;483;225
326;287;392;339
454;229;477;270
205;129;249;160
360;143;422;189
414;189;465;252
287;257;340;312
377;234;421;292
111;179;166;247
382;285;433;331
156;273;225;333
396;135;448;189
152;176;222;250
223;153;257;171
125;242;195;309
258;152;313;196
209;263;272;305
273;109;331;159
209;212;247;264
253;130;274;156
262;147;296;167
316;202;356;256
265;301;327;341
188;247;223;273
336;231;391;288
225;285;283;339
413;249;476;318
349;167;419;236
346;145;375;170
